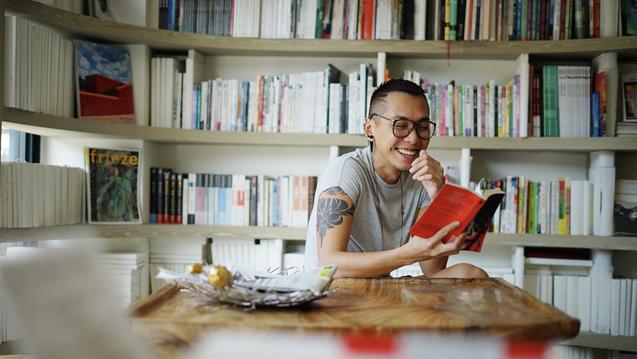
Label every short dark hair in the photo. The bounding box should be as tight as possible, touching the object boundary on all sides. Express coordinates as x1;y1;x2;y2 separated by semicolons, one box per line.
368;79;429;117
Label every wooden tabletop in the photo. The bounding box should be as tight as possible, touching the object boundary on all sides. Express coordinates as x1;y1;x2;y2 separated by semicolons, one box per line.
130;277;579;358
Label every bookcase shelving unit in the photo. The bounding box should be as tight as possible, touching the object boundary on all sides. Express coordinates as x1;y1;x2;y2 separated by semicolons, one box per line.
1;0;637;353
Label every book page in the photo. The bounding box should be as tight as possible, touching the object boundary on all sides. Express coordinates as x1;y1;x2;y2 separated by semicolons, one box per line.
462;191;505;252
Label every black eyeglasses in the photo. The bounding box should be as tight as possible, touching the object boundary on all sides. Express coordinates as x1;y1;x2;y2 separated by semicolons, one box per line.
370;113;436;140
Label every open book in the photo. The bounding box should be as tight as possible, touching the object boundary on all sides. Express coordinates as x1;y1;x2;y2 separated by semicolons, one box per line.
409;183;505;252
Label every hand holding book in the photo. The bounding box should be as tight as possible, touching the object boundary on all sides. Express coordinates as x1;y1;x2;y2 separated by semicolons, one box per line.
409;183;505;253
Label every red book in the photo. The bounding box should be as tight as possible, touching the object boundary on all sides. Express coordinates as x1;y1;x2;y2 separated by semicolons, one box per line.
409;184;505;253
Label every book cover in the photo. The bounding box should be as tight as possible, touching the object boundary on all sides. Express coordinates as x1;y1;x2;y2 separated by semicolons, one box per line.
74;40;135;124
409;183;505;252
622;73;637;122
85;148;141;224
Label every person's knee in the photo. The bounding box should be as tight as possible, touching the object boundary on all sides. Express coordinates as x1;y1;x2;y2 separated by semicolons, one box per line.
452;263;489;279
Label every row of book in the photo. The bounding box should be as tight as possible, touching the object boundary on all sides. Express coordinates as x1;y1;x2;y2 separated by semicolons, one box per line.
151;59;375;134
4;15;74;117
96;252;149;308
526;270;637;336
530;65;595;137
407;73;527;138
149;168;318;228
0;163;85;228
477;177;596;236
157;0;630;40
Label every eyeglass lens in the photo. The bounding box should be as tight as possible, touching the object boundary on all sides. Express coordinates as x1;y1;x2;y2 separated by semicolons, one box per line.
393;119;434;139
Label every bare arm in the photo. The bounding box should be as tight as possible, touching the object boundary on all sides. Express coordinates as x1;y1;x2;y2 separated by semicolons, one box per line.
316;186;463;278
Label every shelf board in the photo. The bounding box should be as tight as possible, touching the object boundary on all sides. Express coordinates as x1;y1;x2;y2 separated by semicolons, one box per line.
485;233;637;251
560;332;637;352
4;108;637;150
6;0;637;59
2;225;637;251
0;224;308;243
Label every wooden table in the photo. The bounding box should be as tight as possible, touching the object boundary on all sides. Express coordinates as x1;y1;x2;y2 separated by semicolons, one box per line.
130;277;579;358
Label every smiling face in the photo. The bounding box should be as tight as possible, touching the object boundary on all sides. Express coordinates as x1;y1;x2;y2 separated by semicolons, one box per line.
364;91;430;183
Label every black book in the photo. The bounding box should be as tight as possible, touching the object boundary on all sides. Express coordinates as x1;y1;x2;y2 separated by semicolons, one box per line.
150;167;158;223
169;172;176;224
457;0;466;40
163;169;171;224
176;173;183;224
157;168;165;224
403;0;415;40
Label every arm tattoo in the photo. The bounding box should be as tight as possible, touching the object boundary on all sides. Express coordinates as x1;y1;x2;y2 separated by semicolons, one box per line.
317;186;355;247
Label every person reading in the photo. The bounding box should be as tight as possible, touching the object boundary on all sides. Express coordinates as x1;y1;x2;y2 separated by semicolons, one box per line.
304;79;489;279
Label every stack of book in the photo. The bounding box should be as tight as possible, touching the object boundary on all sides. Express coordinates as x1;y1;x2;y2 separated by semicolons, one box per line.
609;276;637;336
0;163;85;228
476;176;594;236
97;252;149;308
149;168;318;228
150;60;375;135
158;0;619;41
4;15;74;117
149;237;203;293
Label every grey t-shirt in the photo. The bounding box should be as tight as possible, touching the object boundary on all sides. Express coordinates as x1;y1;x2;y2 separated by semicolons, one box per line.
304;146;431;269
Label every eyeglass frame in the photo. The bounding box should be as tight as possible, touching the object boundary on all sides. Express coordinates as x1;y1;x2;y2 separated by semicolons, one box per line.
369;113;437;140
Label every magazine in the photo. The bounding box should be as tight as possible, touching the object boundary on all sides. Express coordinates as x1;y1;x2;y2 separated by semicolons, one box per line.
74;40;135;123
409;183;504;252
85;147;141;224
622;73;637;122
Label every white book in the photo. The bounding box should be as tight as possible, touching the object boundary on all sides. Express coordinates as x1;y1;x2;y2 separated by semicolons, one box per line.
628;279;637;337
182;50;205;130
4;15;17;108
346;0;359;39
600;0;619;37
414;0;427;40
565;276;579;318
619;279;627;336
577;275;591;332
150;58;159;127
610;279;620;335
625;279;633;336
552;0;561;39
331;0;345;39
524;273;540;298
553;275;567;312
570;180;585;235
515;54;529;137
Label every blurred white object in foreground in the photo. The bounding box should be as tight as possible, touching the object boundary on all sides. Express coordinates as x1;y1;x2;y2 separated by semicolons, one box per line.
0;248;152;359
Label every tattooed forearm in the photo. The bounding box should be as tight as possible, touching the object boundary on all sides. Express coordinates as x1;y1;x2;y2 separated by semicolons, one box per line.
317;186;354;247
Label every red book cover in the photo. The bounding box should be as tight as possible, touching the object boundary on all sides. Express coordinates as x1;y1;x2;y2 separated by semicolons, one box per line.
362;0;375;39
74;40;135;124
409;184;504;253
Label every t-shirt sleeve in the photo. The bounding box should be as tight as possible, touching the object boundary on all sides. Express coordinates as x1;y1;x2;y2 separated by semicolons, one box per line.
319;158;364;204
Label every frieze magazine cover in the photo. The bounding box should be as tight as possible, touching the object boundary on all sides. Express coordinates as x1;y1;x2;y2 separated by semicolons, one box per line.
85;147;141;224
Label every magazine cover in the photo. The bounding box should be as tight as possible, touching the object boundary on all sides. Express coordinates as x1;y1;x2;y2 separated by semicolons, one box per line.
622;73;637;122
86;147;141;224
74;40;135;123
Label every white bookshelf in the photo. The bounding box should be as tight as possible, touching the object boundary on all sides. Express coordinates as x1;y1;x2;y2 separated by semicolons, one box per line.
3;225;637;251
4;108;637;151
2;1;637;353
561;332;637;352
